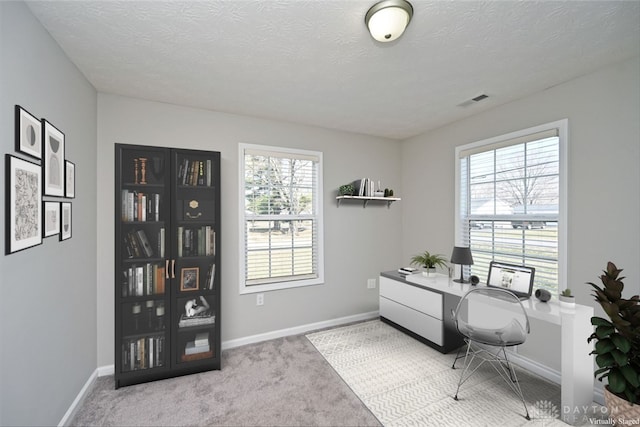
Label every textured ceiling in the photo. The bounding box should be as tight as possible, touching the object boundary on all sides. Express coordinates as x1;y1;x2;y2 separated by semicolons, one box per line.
27;1;640;140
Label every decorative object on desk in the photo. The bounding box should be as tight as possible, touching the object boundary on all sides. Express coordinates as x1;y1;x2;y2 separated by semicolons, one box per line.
450;246;473;283
559;288;575;307
338;184;355;196
535;288;551;302
6;155;42;254
397;266;417;275
410;250;447;277
15;105;42;159
587;262;640;419
470;275;479;286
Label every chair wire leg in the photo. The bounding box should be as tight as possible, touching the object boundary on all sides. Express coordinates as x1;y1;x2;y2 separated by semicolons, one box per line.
453;341;475;401
495;347;530;421
451;344;465;369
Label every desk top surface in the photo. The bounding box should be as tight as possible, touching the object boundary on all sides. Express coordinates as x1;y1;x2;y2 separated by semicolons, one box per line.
381;271;593;325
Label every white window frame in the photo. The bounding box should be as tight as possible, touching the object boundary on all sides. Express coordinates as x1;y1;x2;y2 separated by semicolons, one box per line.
454;119;568;294
238;143;324;294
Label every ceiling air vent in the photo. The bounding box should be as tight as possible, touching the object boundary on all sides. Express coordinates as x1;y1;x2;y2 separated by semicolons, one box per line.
458;94;489;107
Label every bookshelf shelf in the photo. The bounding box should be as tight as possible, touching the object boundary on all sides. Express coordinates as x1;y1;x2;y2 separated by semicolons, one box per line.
115;144;221;388
336;195;401;208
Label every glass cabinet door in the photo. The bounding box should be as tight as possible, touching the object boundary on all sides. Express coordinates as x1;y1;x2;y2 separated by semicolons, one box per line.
116;146;170;378
171;150;220;367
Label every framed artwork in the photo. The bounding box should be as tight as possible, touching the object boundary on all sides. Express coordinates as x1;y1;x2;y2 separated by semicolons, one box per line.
65;161;75;198
42;119;65;197
15;105;42;160
43;201;60;238
60;202;72;241
5;155;42;254
180;267;199;291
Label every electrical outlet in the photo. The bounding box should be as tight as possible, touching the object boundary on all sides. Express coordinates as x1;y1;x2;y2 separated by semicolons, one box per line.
367;278;377;289
256;293;264;306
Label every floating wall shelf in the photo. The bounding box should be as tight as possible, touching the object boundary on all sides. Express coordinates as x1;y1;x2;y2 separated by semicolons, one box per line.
336;195;401;208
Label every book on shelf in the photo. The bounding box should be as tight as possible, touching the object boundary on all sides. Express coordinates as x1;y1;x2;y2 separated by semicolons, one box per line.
121;190;161;222
178;312;215;328
123;229;154;259
177;158;213;187
178;226;216;257
122;335;165;371
204;263;216;290
136;230;154;257
181;350;213;362
185;340;210;355
194;332;209;347
122;263;166;297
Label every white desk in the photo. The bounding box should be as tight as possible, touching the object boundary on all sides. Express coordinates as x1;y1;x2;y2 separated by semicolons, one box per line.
390;272;594;425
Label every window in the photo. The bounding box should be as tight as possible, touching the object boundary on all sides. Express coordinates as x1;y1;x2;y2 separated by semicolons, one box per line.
455;120;567;295
239;144;324;294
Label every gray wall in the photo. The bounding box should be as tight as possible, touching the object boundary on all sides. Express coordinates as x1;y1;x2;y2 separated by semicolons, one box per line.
401;56;640;370
96;94;403;367
0;2;97;425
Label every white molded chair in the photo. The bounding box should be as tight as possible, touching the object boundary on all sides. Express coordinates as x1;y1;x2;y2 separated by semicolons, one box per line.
451;287;531;420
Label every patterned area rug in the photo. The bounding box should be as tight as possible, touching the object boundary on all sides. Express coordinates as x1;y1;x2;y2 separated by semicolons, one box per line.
307;320;573;427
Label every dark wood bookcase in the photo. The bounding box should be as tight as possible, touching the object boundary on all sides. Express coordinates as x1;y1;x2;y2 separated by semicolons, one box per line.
115;144;221;388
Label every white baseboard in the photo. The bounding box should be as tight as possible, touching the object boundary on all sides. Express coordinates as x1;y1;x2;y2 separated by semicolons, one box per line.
58;368;98;427
508;351;561;385
221;311;379;350
97;364;115;377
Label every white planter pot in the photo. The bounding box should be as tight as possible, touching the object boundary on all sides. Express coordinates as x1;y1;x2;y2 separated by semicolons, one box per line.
559;295;575;308
421;268;436;278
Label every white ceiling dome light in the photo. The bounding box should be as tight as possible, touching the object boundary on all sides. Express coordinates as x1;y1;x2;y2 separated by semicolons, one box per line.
365;0;414;43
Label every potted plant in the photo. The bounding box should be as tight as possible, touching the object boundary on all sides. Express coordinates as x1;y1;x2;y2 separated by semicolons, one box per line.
587;262;640;422
410;251;447;277
559;288;575;307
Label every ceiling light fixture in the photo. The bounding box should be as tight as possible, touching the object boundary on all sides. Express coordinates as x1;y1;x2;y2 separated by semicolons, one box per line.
365;0;413;43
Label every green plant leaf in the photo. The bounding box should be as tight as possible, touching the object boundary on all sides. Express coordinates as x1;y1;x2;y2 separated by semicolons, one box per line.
611;334;631;353
595;339;616;354
608;369;626;393
595;325;615;339
620;365;640;387
612;349;629;366
591;317;613;327
596;353;615;368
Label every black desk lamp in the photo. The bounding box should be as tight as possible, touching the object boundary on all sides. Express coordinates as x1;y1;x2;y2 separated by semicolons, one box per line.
451;246;474;283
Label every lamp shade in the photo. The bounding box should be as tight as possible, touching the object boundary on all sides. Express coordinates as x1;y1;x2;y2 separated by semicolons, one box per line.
450;246;474;266
365;0;413;42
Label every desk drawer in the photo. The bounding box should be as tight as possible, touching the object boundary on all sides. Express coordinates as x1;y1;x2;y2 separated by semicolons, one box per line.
380;297;443;345
380;276;443;319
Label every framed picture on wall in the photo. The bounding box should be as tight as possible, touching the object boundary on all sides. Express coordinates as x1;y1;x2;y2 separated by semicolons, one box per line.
43;201;60;238
5;154;42;254
65;160;75;198
60;202;72;241
15;105;42;160
42;119;65;197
